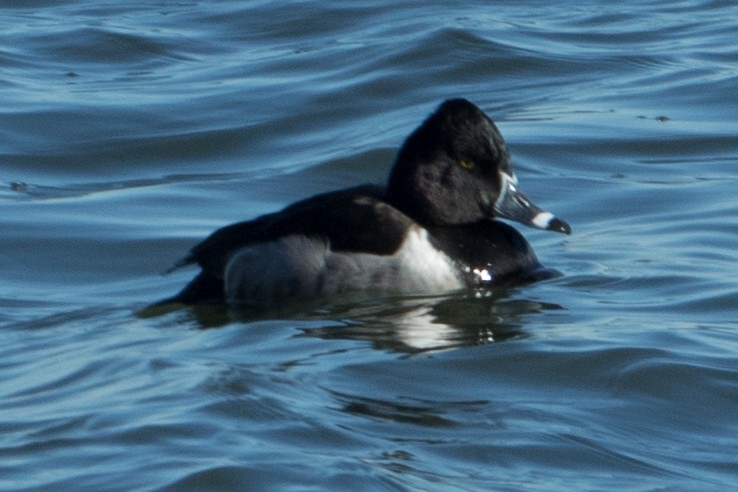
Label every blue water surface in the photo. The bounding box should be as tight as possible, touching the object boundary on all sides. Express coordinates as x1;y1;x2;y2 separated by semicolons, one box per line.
2;1;738;490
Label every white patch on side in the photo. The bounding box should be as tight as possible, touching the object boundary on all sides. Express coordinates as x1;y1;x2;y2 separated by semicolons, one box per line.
322;227;465;295
223;228;464;304
532;211;555;229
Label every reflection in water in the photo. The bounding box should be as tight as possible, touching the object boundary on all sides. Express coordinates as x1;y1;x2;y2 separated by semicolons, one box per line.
330;390;470;427
301;292;563;354
143;288;564;354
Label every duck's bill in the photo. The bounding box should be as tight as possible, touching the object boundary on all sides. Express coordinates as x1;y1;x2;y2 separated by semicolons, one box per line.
493;174;571;235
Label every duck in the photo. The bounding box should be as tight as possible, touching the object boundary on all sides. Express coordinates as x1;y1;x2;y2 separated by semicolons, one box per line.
162;98;570;306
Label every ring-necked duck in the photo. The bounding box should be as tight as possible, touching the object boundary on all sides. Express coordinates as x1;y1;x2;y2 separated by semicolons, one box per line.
162;98;570;305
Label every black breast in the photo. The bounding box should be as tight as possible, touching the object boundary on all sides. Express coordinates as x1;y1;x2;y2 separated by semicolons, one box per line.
428;220;543;285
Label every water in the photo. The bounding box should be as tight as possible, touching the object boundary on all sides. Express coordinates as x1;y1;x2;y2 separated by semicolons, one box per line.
2;1;738;490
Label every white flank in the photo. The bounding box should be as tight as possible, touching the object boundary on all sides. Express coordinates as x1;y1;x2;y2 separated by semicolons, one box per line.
223;228;464;303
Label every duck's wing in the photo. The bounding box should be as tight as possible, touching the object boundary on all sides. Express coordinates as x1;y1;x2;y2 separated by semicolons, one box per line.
165;185;415;303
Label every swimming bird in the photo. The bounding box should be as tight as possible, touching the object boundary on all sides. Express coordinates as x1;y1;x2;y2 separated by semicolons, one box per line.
162;98;570;306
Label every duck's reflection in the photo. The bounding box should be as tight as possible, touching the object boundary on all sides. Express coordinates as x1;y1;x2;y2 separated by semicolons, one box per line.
142;285;563;354
296;290;562;354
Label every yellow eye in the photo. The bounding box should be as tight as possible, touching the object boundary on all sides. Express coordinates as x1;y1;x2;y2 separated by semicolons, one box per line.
460;159;475;170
